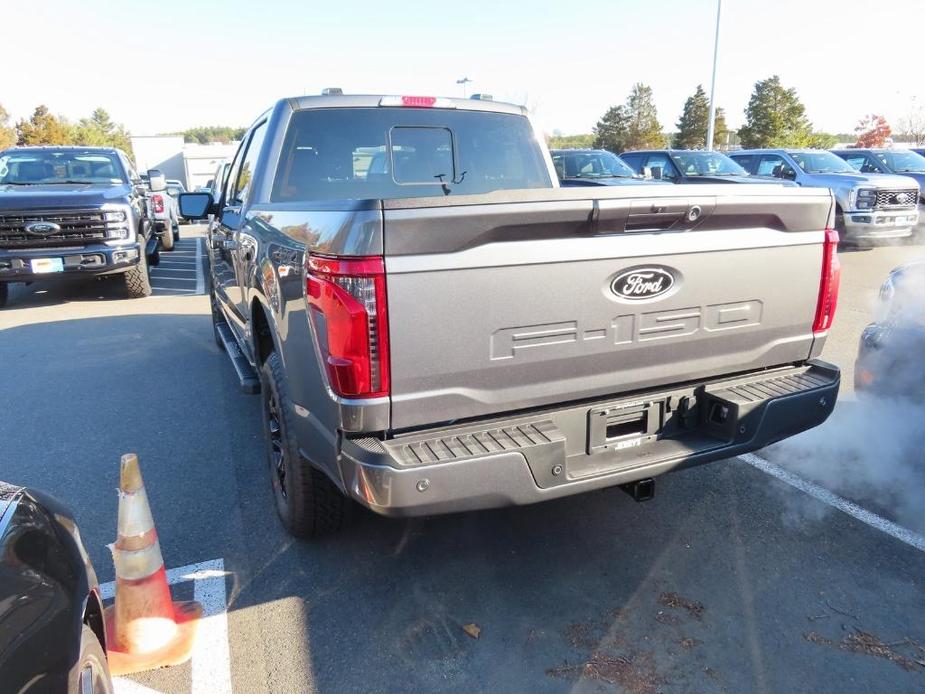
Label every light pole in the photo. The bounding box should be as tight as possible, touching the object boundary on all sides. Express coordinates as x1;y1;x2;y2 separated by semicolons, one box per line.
706;0;722;150
456;77;473;98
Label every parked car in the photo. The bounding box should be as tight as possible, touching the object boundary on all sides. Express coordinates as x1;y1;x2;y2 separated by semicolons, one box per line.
0;146;159;306
619;149;777;184
0;481;113;693
728;149;919;245
145;170;179;251
550;148;660;187
856;260;925;399
180;92;839;538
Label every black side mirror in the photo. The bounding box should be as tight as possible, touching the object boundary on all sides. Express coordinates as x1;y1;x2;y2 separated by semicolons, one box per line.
781;167;796;180
179;192;214;220
650;165;663;180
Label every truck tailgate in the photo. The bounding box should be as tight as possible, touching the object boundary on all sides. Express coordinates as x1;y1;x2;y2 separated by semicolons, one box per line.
383;186;833;431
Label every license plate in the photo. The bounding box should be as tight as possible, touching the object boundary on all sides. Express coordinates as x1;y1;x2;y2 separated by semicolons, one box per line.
30;258;64;273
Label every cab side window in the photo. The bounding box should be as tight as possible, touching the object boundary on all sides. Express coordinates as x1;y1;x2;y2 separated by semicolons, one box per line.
221;137;248;208
644;153;677;180
756;154;795;179
232;121;268;205
729;154;753;173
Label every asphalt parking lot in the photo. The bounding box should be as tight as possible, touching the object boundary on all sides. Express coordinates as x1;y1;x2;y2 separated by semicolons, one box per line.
1;227;923;693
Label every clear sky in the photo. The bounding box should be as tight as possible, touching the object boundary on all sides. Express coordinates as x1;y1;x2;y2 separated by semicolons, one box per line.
5;0;923;137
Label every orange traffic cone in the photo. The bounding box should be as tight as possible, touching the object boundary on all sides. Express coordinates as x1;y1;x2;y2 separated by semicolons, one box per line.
104;453;202;675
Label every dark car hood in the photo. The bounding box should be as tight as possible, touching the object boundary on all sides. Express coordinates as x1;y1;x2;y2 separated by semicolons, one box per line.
560;177;671;187
0;182;132;210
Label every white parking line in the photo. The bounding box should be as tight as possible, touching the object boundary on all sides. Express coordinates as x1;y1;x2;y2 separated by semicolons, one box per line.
740;453;925;553
100;558;232;694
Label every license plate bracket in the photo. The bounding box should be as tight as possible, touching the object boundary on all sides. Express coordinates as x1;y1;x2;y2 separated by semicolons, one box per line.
587;400;663;455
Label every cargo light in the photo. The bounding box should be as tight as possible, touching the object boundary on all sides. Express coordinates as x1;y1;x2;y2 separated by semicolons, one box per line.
305;254;390;398
151;194;164;214
813;228;841;335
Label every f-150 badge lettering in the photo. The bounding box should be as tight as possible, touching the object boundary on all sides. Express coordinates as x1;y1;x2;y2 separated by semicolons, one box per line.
490;300;763;360
611;266;675;300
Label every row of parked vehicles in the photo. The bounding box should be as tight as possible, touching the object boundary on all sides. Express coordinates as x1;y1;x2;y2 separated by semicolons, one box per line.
551;145;925;244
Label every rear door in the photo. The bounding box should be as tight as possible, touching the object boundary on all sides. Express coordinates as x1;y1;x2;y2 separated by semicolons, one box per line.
383;186;832;430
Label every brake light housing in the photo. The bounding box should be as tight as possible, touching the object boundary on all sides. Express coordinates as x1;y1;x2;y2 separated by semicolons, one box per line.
151;194;164;214
813;228;841;335
305;254;390;398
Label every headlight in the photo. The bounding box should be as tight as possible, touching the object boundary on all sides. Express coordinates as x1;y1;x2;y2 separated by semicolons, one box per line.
874;274;897;323
856;189;877;210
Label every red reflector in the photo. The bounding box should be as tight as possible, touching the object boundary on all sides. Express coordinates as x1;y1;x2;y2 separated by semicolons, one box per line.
152;194;164;214
401;95;437;107
305;254;389;398
813;228;841;335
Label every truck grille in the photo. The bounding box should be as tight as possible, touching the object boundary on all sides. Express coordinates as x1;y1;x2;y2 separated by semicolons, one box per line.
874;189;918;210
0;209;131;248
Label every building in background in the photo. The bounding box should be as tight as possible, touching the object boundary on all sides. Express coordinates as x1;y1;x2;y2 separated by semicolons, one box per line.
131;136;237;190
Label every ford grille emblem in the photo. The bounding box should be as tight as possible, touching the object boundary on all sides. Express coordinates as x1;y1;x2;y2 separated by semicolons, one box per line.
24;221;61;236
611;266;676;300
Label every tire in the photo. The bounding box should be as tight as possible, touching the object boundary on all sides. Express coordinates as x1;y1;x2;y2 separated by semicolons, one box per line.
160;222;175;251
260;351;350;538
0;282;8;308
173;222;180;243
121;241;152;298
210;284;225;351
70;624;114;694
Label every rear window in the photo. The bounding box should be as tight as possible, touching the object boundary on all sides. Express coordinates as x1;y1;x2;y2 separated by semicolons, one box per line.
272;108;550;201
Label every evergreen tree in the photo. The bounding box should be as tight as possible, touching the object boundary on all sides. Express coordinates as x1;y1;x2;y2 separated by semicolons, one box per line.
592;105;630;152
674;85;710;149
624;83;664;150
738;75;813;149
16;105;73;145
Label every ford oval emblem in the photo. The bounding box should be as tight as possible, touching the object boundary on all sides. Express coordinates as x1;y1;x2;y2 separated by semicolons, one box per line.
24;221;61;236
611;266;676;300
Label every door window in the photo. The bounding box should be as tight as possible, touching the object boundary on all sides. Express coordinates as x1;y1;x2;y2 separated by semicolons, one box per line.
756;154;794;179
232;121;268;205
644;153;677;180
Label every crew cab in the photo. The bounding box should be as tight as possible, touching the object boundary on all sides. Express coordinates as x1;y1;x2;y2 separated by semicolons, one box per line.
729;149;919;244
619;149;775;184
550;148;660;187
0;146;158;306
180;93;841;538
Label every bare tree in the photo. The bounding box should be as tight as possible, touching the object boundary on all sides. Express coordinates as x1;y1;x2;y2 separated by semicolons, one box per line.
897;101;925;145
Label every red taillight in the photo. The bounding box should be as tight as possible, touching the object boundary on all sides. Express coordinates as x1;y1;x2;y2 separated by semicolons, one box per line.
305;254;389;398
401;95;436;107
152;194;164;214
813;228;841;335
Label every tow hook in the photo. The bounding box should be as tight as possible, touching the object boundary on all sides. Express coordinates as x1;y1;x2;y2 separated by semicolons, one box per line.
620;478;655;502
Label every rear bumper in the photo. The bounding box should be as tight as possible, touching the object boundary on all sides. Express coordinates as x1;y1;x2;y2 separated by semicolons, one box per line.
340;360;840;517
0;243;142;281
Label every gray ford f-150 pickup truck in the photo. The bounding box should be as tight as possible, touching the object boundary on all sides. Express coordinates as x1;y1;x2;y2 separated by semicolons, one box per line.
0;146;159;305
180;93;841;538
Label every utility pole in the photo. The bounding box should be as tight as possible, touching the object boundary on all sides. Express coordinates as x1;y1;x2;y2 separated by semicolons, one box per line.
706;0;722;151
456;77;473;98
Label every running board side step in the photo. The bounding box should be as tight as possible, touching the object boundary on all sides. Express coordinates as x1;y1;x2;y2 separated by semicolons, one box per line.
215;322;261;394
